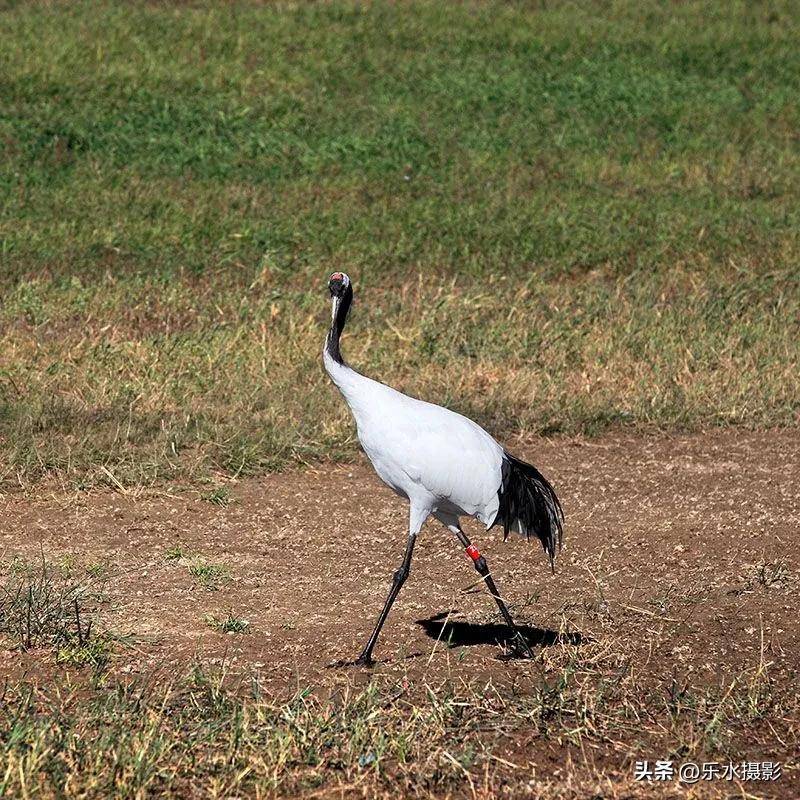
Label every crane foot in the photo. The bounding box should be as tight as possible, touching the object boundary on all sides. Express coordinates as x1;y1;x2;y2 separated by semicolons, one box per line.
511;633;535;659
328;654;376;669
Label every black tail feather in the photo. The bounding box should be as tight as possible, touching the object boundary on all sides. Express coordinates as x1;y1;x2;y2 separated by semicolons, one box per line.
490;452;564;569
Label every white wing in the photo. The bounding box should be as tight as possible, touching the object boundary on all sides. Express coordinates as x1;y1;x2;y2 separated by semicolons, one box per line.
393;396;504;524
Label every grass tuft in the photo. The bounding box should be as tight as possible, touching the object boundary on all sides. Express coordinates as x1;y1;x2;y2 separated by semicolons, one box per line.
200;486;233;507
0;556;111;665
189;561;230;591
205;613;250;634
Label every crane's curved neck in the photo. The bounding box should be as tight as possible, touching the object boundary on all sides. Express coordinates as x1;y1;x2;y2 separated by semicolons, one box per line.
325;284;353;365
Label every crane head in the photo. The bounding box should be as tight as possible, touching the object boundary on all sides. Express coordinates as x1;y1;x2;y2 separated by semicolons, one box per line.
328;272;351;297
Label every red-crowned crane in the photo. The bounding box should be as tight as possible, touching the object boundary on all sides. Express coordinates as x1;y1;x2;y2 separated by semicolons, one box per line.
324;272;564;665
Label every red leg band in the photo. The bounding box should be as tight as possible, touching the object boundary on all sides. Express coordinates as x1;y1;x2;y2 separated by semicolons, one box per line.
465;544;481;563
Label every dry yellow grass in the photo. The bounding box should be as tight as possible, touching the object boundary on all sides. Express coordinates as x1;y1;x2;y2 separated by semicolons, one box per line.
2;266;797;489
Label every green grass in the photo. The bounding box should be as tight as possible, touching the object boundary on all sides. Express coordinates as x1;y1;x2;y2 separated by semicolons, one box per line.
189;561;230;590
201;485;233;507
1;0;798;489
164;545;185;562
205;612;250;634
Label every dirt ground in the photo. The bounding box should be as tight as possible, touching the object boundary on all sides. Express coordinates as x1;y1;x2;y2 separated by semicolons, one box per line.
2;429;799;796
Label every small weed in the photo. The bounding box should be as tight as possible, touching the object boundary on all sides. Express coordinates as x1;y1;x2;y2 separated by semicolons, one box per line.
57;554;76;577
164;545;185;562
7;556;28;577
205;613;250;634
56;636;112;667
755;559;789;589
85;562;106;579
189;562;230;590
731;559;791;595
201;486;233;507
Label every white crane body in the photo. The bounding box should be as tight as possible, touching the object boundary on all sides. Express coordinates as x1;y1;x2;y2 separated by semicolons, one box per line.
321;272;564;665
324;348;503;527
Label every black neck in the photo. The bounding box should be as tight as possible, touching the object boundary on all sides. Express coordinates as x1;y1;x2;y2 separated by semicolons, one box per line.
326;284;353;365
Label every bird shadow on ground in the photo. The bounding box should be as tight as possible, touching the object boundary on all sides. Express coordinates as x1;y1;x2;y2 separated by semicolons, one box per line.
416;611;583;653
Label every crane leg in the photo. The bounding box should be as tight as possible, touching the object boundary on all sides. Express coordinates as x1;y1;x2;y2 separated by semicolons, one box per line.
354;503;429;666
355;532;416;666
435;513;534;658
